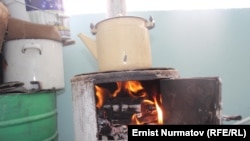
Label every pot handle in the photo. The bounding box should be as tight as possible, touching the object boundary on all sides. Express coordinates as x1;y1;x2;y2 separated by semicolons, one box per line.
22;43;42;55
90;23;97;35
30;81;41;92
145;16;155;30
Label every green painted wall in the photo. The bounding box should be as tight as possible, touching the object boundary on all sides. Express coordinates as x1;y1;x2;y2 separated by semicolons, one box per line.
57;9;250;141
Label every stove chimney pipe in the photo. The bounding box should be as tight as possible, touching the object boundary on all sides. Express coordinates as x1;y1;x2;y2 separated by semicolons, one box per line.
107;0;127;18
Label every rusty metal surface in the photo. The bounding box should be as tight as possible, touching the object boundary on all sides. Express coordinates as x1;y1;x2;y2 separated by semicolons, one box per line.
71;68;180;84
161;77;222;124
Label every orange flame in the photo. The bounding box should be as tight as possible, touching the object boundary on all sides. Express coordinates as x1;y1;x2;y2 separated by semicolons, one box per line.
131;114;143;125
153;96;163;124
112;82;122;97
95;85;111;108
125;81;144;97
112;81;147;98
95;80;164;125
130;97;163;125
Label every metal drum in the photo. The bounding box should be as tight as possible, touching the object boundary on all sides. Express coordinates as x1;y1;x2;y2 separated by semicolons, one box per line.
0;91;58;141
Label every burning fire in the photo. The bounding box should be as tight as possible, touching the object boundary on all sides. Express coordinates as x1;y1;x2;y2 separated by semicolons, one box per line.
95;80;163;125
154;96;163;124
130;96;163;125
112;81;148;98
95;85;111;109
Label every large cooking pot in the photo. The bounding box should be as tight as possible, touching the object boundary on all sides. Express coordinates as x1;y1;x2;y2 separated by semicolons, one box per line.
0;1;9;51
78;16;155;72
3;39;65;91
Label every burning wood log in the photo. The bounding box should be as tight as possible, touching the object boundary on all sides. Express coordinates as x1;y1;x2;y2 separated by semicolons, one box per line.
141;99;156;115
130;99;160;125
131;112;158;125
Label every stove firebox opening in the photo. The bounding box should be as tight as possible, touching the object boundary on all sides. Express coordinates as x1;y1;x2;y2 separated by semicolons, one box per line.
94;79;163;140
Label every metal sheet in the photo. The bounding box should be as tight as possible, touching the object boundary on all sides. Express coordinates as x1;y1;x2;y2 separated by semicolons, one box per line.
160;77;222;124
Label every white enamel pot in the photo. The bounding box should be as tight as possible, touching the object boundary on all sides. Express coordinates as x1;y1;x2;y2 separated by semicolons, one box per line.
3;39;65;91
78;16;155;72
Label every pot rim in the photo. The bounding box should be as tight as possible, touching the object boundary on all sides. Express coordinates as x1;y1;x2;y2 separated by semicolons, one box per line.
94;16;147;28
